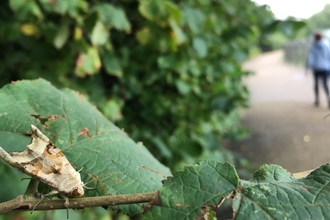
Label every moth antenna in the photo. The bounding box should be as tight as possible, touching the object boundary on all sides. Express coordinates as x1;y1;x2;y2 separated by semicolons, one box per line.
21;177;32;181
77;168;97;190
83;183;96;190
79;168;119;190
84;171;120;189
83;177;98;190
141;165;167;179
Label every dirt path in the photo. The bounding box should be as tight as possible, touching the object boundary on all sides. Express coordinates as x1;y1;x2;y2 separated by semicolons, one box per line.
230;50;330;173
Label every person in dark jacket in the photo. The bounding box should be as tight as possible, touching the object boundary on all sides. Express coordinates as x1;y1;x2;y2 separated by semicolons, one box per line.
307;32;330;108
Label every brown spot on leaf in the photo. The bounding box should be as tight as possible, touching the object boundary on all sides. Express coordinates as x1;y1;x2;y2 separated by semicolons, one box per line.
30;114;65;127
79;128;91;137
116;178;124;184
48;115;56;121
44;114;66;127
73;90;85;100
76;54;83;66
44;115;56;128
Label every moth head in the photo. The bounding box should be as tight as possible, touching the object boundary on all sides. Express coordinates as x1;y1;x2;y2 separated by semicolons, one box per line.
70;185;84;197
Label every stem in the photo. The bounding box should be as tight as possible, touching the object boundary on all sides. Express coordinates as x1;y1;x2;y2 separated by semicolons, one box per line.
0;192;156;214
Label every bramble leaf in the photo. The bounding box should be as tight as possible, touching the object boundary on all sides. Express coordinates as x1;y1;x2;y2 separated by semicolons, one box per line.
0;79;171;215
234;164;330;219
143;162;330;219
143;161;239;219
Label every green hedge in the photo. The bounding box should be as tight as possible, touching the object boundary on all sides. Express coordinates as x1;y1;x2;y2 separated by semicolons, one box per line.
0;0;288;169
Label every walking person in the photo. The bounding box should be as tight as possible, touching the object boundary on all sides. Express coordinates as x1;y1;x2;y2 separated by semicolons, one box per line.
307;32;330;108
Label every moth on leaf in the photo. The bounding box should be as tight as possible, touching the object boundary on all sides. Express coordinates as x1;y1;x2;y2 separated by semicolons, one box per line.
0;125;85;207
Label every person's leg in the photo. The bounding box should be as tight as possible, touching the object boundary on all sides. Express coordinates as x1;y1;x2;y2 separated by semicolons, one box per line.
320;70;330;107
313;71;320;106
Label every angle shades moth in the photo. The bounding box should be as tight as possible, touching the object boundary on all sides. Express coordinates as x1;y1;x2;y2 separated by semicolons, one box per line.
0;125;85;207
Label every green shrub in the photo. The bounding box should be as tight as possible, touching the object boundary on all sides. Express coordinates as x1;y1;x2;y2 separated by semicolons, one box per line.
0;0;298;170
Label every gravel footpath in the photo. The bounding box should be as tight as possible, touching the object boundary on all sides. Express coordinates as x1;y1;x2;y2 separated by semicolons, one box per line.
229;50;330;173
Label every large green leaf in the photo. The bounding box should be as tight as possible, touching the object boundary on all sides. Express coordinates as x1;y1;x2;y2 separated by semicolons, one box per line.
234;164;330;219
143;161;330;219
0;79;171;215
143;161;239;219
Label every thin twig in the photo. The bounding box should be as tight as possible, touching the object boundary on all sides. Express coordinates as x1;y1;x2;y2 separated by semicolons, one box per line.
0;192;156;214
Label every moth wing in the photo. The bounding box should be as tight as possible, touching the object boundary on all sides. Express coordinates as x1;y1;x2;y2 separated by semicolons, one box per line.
10;125;51;163
0;125;84;196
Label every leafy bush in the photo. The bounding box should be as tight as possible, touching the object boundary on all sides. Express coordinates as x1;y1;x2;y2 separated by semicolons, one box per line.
0;0;268;170
0;0;304;171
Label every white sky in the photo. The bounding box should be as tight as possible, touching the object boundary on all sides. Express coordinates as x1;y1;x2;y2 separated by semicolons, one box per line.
252;0;329;19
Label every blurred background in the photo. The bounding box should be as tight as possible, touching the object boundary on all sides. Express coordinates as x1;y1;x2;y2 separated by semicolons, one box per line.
1;0;330;219
230;1;330;174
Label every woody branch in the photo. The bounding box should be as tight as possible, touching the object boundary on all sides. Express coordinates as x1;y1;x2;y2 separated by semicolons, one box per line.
0;192;159;214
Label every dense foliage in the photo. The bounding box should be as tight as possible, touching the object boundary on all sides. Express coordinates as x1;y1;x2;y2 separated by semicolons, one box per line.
0;0;298;171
